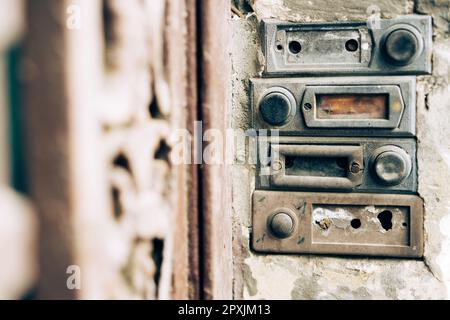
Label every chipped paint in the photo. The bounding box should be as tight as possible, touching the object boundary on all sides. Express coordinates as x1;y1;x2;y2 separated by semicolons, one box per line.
243;256;298;299
313;207;353;229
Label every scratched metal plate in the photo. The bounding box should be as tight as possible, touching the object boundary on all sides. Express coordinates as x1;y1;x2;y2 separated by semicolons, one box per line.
251;76;415;137
263;16;432;75
252;190;423;258
256;136;417;194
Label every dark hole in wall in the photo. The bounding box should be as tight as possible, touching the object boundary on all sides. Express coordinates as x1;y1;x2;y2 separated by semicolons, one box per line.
149;97;165;119
111;187;123;220
113;153;132;174
231;0;254;14
162;3;170;69
155;140;171;164
7;44;28;194
378;210;393;231
102;0;116;71
151;239;164;297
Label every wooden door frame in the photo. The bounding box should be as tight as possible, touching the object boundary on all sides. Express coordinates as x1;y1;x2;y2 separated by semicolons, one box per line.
197;0;233;300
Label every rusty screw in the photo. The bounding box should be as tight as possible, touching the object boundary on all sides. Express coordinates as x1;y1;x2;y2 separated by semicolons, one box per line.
303;103;312;111
316;218;331;230
350;162;361;174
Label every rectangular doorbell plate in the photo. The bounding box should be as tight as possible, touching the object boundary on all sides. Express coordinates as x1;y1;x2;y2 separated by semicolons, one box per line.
263;16;432;75
252;190;423;258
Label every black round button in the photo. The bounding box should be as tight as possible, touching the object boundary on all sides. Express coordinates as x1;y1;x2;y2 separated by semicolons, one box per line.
259;92;292;126
383;29;419;65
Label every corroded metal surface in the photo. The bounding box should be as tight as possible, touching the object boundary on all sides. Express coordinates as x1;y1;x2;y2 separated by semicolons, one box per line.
263;16;432;75
257;136;417;193
251;76;415;137
252;190;423;257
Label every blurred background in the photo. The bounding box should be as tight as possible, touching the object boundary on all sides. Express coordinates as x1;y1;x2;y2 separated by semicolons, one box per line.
0;0;34;299
0;0;205;300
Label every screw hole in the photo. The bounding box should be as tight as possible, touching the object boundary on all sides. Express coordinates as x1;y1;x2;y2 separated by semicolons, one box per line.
378;210;393;231
288;40;302;54
345;39;359;52
276;44;283;51
350;218;361;229
402;222;408;227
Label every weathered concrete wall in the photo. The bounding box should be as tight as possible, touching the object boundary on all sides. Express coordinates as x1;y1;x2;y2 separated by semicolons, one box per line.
415;0;450;293
231;0;450;299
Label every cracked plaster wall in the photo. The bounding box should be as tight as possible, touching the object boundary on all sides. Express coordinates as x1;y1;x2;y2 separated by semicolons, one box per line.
231;0;450;299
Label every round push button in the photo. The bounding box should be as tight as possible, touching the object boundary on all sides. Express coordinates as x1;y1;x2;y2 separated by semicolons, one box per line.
259;92;292;126
268;212;294;239
383;29;420;65
372;146;412;185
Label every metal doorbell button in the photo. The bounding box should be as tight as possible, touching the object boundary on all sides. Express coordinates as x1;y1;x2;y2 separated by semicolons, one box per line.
268;211;296;239
258;87;296;127
259;92;291;126
370;145;412;185
383;28;422;65
263;15;432;75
